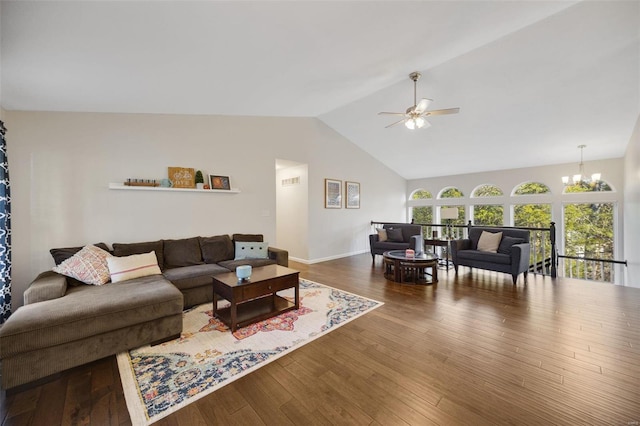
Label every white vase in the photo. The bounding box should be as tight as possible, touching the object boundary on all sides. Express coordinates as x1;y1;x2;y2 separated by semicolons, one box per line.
196;183;204;190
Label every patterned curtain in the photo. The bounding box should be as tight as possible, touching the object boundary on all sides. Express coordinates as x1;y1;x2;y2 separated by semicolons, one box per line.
0;120;11;323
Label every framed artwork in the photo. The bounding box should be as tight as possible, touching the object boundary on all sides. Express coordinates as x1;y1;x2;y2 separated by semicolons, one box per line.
345;181;360;209
210;175;231;190
168;167;195;188
325;178;342;208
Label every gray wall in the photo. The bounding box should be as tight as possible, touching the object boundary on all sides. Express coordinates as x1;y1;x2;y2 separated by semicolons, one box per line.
6;111;406;307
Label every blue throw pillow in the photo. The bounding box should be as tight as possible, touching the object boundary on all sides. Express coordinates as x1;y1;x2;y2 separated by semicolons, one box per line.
498;236;525;255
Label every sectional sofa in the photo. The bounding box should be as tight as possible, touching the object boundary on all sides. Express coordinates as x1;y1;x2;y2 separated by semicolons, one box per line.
0;233;288;390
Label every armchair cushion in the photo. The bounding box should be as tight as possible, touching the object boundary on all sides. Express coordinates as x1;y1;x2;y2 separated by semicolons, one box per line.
477;231;502;252
498;236;525;255
386;228;404;242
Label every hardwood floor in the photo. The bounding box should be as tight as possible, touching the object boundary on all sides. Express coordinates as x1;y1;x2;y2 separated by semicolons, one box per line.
2;253;639;425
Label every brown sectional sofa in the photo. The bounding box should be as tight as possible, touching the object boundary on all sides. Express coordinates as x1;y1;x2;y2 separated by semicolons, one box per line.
0;233;288;390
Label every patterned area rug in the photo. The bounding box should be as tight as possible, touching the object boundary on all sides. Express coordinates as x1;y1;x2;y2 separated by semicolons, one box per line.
117;278;382;425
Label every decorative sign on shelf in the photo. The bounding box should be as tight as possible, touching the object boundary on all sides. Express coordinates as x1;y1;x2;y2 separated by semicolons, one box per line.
168;167;195;189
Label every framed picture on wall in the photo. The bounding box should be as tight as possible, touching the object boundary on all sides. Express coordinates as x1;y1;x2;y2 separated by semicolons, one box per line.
210;175;231;190
345;181;360;209
325;178;342;208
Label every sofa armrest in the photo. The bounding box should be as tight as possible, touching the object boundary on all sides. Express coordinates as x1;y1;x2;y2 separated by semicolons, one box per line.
369;234;379;246
23;271;68;305
511;243;531;274
268;247;289;267
450;239;471;263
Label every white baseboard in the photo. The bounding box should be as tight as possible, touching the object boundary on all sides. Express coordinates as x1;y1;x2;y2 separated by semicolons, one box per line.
290;249;369;265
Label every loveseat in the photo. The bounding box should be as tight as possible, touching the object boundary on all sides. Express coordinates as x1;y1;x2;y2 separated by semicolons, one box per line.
369;223;423;261
450;226;530;284
0;233;288;390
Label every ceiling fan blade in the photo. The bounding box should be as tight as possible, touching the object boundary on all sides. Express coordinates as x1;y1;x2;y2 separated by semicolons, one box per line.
378;112;406;116
425;107;460;116
385;118;407;128
414;98;432;114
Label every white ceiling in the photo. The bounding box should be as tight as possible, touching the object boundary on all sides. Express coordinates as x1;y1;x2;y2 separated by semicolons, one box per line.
2;1;638;179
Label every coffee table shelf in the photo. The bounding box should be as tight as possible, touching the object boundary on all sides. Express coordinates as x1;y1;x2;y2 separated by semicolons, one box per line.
214;295;295;330
212;264;299;332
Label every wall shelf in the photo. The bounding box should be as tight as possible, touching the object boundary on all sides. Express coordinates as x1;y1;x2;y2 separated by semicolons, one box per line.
108;183;240;193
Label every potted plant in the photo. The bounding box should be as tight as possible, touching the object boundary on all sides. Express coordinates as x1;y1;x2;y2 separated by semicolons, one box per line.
195;170;204;189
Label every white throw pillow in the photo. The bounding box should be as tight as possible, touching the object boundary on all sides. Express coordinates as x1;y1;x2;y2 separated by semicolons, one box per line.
377;228;388;242
477;231;503;253
234;241;269;260
52;244;113;285
107;251;162;283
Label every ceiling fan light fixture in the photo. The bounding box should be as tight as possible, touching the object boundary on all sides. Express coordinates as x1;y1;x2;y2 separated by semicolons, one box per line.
379;71;459;130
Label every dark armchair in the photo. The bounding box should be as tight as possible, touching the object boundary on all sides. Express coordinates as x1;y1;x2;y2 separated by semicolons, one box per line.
369;224;423;261
450;226;531;284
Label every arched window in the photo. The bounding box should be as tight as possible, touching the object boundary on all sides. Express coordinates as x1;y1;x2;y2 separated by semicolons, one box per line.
563;180;613;193
438;188;465;236
471;184;503;226
411;189;433;199
513;182;551;195
439;187;464;198
472;184;503;197
410;190;433;234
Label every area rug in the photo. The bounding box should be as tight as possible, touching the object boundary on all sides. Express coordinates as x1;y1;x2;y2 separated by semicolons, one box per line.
117;278;382;425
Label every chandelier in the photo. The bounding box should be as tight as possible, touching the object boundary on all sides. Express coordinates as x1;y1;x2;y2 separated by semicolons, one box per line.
562;145;601;185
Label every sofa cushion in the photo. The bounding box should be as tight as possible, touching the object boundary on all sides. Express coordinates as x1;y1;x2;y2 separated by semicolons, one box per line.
52;245;113;286
370;241;410;251
163;237;203;269
377;229;388;242
199;235;234;263
0;275;183;357
107;251;162;283
50;242;110;265
477;231;502;253
232;233;264;243
498;236;525;255
113;240;164;270
386;228;404;242
162;263;229;291
218;258;277;271
457;249;511;265
234;241;269;260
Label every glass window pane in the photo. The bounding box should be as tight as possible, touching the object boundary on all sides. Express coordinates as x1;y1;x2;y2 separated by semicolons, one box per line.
473;184;503;197
473;205;503;226
514;182;551;195
411;190;432;199
564;202;614;281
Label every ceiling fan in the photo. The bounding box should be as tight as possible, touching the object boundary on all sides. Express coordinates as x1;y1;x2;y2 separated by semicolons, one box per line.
379;71;459;129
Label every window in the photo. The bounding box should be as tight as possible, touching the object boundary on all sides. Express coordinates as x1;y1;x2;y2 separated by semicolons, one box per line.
564;202;614;281
563;180;612;193
410;190;433;236
472;184;503;226
513;182;551;195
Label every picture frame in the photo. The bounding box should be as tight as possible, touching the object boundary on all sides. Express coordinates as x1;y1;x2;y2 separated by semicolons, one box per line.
345;181;360;209
168;167;195;188
210;175;231;190
325;178;342;208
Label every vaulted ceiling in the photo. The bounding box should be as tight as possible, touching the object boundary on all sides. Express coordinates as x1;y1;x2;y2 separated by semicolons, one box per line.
2;1;638;179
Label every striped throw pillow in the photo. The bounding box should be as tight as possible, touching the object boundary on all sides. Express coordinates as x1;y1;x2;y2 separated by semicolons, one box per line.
107;251;162;283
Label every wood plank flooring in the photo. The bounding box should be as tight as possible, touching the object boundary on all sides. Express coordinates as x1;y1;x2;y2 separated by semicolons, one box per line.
2;253;639;425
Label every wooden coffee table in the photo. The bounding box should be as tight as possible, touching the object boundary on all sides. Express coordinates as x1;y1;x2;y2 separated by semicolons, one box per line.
383;250;438;284
212;264;300;332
